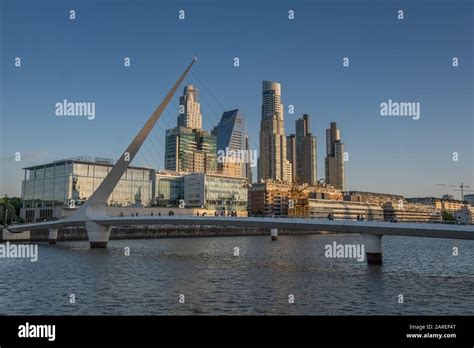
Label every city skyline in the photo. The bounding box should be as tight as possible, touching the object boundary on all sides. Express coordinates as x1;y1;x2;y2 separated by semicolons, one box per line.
1;0;472;198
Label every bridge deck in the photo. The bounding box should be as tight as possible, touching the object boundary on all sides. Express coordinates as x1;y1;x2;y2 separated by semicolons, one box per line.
6;216;474;240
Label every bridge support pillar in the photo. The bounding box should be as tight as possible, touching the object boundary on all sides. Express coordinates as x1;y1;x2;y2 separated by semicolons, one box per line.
362;233;383;265
48;228;58;245
86;221;112;248
271;228;278;241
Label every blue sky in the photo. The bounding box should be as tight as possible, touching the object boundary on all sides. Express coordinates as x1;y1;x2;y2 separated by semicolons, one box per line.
1;0;472;198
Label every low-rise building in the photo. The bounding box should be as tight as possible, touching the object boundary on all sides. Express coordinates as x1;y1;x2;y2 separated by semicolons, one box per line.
248;181;292;216
308;199;384;221
407;197;466;213
20;158;250;221
155;171;184;207
184;173;248;214
436;200;466;213
382;203;441;223
345;191;404;205
21;156;153;222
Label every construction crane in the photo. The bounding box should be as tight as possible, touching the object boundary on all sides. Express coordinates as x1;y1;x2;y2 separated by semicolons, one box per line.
436;182;474;201
288;183;319;218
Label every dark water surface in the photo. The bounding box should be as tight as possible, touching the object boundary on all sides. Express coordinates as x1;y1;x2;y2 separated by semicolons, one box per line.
1;234;472;315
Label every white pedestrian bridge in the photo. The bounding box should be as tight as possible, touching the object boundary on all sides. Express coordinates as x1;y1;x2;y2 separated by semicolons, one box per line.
8;215;474;241
5;57;473;265
6;215;474;265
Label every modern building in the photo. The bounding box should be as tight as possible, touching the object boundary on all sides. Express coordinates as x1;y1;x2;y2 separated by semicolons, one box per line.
294;114;317;184
325;122;345;190
184;173;248;214
155;171;184;207
212;109;249;179
20;156;152;222
258;81;292;183
308;199;384;221
19;157;250;221
213;109;246;155
177;85;202;130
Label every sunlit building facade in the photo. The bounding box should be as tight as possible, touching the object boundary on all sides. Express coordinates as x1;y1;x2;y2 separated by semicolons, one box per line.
258;81;292;183
21;156;152;209
177;85;203;130
184;173;248;213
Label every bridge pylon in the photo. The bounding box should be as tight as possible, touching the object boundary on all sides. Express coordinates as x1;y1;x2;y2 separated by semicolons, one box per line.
61;58;197;248
363;233;383;265
86;221;112;248
271;228;278;241
48;228;58;245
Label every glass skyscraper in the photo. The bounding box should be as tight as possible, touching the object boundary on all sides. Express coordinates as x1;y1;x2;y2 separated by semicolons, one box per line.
212;109;249;179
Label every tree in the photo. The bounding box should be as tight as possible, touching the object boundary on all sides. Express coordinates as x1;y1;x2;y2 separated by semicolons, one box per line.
442;211;455;222
0;195;22;226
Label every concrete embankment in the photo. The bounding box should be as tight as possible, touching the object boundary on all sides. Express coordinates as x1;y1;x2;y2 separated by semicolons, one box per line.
6;225;327;242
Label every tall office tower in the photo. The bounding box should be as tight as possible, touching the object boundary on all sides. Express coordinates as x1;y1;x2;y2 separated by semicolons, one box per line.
258;81;292;182
165;84;217;174
295;114;317;184
286;134;297;183
212;109;249;179
177;85;202;130
325;122;345;190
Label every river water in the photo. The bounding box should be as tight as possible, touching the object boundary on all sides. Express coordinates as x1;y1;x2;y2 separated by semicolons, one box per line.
0;234;472;315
